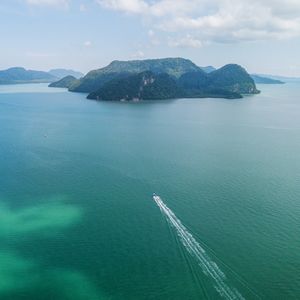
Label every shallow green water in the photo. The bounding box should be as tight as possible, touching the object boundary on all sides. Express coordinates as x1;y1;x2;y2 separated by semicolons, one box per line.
0;83;299;299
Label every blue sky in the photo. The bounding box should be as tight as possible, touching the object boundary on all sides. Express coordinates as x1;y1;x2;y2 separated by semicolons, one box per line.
1;0;300;76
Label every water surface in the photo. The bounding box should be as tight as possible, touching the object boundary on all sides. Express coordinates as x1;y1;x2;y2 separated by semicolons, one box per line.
0;83;299;299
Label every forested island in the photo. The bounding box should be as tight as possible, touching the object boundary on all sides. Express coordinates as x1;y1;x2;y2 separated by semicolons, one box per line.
48;75;77;88
0;59;288;101
57;58;260;100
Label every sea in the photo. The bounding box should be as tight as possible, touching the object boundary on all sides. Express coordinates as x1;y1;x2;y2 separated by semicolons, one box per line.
0;83;299;299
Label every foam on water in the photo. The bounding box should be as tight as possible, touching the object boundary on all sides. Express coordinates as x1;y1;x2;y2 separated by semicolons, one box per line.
153;195;244;300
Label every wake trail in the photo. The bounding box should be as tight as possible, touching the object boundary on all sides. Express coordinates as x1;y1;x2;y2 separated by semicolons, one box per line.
153;195;244;300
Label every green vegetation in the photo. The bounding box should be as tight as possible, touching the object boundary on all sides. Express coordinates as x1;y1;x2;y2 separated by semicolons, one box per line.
0;67;56;84
178;70;209;91
87;62;259;100
87;71;183;100
208;64;260;94
69;58;200;92
70;72;131;93
49;75;78;88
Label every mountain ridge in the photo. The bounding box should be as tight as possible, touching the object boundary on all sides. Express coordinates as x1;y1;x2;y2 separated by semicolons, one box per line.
49;69;83;79
69;58;201;93
253;74;300;83
251;74;284;84
48;75;77;88
0;67;57;84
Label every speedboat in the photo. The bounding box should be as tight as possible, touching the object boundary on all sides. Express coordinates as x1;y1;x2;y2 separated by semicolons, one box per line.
152;193;159;201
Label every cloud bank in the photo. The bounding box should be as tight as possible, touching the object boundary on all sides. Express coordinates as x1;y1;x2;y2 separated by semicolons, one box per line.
26;0;70;8
97;0;300;47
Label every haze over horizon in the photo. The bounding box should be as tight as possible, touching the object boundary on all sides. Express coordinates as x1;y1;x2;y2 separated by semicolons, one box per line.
1;0;300;76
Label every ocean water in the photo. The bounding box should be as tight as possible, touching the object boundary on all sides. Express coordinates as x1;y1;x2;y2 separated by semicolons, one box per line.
0;83;299;299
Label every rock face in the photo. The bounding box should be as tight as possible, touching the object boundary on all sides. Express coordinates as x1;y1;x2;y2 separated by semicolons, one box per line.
49;75;78;88
0;67;57;84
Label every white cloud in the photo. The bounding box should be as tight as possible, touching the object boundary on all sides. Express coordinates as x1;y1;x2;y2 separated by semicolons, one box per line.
97;0;148;14
98;0;300;46
147;29;160;45
131;50;145;58
26;0;70;7
148;29;154;37
168;35;203;48
79;3;86;12
84;41;92;47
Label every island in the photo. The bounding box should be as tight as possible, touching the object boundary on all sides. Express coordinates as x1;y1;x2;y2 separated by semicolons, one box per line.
49;58;260;100
48;75;77;88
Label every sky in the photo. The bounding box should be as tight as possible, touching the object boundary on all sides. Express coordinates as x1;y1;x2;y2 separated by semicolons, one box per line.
1;0;300;76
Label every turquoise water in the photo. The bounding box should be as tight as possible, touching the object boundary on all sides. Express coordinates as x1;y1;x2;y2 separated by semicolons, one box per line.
0;83;299;299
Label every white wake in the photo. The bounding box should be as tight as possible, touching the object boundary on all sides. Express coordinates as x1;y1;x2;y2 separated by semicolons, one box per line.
153;195;244;300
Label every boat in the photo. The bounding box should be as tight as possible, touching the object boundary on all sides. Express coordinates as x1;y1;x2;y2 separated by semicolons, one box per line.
152;193;159;200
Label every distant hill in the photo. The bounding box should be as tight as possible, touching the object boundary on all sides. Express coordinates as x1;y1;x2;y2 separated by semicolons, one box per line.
179;64;259;97
49;75;77;88
254;74;300;83
49;69;83;79
69;58;201;92
200;66;216;73
178;64;259;95
87;63;259;101
251;74;284;84
0;67;57;84
208;64;259;94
